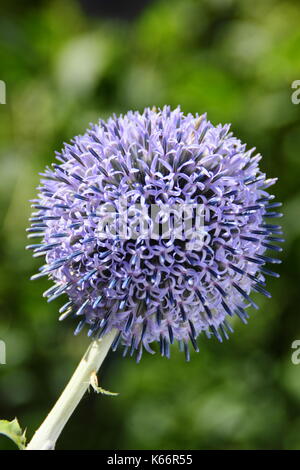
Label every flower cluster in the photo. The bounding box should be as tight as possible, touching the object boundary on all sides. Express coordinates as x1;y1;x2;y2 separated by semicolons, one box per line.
27;106;283;361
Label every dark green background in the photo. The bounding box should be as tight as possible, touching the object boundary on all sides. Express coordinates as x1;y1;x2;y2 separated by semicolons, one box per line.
0;0;300;450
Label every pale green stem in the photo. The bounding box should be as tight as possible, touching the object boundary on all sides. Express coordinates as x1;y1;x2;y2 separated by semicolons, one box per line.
26;329;118;450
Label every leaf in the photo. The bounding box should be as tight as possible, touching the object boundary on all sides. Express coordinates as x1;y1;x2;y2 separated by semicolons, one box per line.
0;418;27;450
89;370;119;397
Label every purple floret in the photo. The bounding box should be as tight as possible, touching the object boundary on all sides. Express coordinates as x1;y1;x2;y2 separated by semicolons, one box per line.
27;106;283;361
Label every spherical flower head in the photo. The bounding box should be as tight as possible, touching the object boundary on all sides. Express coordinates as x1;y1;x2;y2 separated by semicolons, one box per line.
27;106;283;361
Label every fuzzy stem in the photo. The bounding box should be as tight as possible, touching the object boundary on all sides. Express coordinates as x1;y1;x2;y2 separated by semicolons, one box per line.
26;329;118;450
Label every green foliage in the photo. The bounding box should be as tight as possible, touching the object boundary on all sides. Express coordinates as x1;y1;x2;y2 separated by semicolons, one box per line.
0;418;26;450
0;0;300;450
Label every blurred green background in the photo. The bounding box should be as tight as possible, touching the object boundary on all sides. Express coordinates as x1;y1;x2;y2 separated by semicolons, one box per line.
0;0;300;450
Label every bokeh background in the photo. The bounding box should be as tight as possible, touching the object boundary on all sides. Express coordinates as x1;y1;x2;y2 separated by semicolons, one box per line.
0;0;300;450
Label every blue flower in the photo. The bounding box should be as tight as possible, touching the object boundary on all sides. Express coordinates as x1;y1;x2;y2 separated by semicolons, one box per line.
27;106;283;361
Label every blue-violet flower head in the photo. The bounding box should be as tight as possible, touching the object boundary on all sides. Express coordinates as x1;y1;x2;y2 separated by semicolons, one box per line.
27;106;283;361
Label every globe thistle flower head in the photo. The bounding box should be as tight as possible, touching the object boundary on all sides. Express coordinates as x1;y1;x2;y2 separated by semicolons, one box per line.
27;106;283;361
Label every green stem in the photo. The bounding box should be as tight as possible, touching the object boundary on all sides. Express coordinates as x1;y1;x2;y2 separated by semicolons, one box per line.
26;329;117;450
